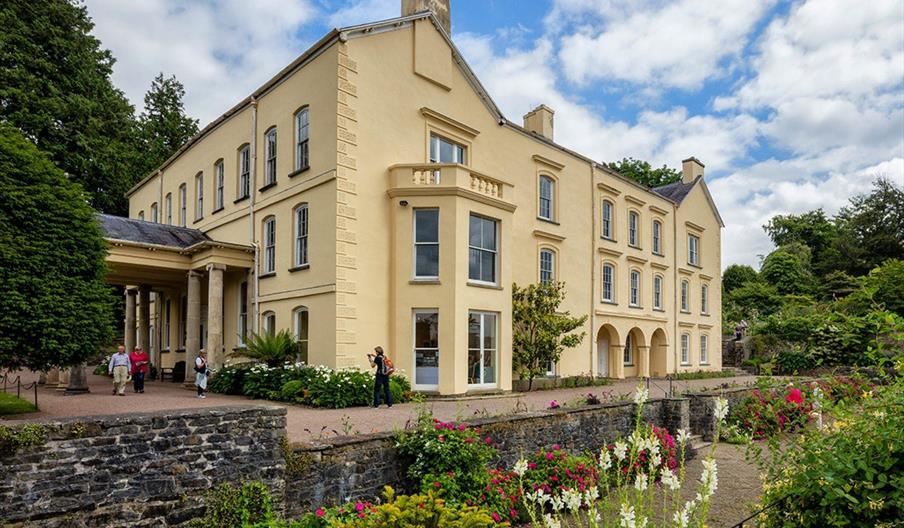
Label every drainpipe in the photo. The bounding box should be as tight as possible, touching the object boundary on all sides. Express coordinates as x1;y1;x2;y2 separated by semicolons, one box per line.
157;169;163;223
672;203;679;376
589;162;597;376
250;97;260;333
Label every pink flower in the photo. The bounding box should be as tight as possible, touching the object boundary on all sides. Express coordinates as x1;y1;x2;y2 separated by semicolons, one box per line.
491;512;501;522
546;452;555;460
315;508;325;517
552;444;561;451
438;435;445;442
355;502;364;512
458;424;467;431
786;388;804;405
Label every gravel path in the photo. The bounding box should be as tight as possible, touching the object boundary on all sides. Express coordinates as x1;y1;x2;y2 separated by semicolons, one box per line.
681;443;763;527
3;370;761;443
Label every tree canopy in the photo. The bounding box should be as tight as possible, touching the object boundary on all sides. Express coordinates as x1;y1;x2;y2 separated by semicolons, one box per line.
722;264;758;295
136;73;199;176
512;281;587;390
0;124;113;371
606;157;682;188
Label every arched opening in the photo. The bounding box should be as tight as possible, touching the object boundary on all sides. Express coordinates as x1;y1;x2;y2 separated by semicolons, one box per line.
595;324;620;378
650;328;669;377
624;327;646;378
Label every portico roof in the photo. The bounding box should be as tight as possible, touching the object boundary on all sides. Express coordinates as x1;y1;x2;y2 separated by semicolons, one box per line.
98;213;210;248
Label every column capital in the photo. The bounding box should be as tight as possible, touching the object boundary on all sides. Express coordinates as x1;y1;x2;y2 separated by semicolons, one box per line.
188;270;203;278
636;345;650;350
206;263;227;272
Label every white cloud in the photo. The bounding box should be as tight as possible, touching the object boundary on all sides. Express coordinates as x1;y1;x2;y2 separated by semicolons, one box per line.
555;0;774;89
86;0;318;124
326;0;397;28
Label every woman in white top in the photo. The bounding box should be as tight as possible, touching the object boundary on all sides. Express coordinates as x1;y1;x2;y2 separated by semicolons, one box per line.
195;349;209;398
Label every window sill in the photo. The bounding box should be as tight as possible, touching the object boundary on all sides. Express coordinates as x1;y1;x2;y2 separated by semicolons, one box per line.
288;166;310;178
234;195;250;204
653;307;665;312
259;182;277;193
601;300;618;306
629;304;643;309
687;262;703;269
288;264;310;273
652;251;665;257
537;217;559;225
161;348;171;354
193;217;204;225
212;206;224;215
700;363;710;366
623;363;635;367
680;310;691;314
410;279;441;285
681;363;691;367
259;272;276;279
176;348;186;353
701;312;710;317
467;281;503;290
628;244;642;250
601;236;618;243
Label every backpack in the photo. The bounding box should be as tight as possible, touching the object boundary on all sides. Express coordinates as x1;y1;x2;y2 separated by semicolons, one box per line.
382;357;395;376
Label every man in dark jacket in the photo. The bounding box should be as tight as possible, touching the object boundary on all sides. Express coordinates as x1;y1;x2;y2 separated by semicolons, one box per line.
368;346;392;408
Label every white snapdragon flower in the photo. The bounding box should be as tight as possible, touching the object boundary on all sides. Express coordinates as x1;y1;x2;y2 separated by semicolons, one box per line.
650;453;662;469
563;489;583;511
619;504;636;528
599;449;613;471
676;429;690;446
550;495;564;512
614;441;628;461
673;507;690;528
661;469;680;491
700;458;718;499
513;458;528;477
583;486;599;506
633;386;649;407
714;398;729;422
634;473;648;492
544;514;561;528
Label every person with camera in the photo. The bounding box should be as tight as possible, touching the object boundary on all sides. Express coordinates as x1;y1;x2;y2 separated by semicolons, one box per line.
367;346;392;408
194;349;210;399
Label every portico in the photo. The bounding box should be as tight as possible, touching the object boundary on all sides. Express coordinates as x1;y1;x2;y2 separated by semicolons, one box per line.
99;215;254;375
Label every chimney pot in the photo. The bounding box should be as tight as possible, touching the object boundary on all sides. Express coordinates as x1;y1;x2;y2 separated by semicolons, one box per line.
402;0;451;35
681;157;704;183
523;104;555;141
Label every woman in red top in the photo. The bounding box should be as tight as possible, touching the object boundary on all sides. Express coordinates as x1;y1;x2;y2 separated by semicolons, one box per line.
129;346;150;393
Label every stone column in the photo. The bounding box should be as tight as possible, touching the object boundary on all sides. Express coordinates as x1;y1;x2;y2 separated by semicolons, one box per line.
56;368;70;391
185;270;202;387
610;345;625;379
138;286;151;353
206;264;226;370
65;364;90;394
125;289;137;354
637;345;650;378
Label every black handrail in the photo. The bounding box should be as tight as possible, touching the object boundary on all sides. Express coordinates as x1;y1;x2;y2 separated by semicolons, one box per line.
728;496;787;528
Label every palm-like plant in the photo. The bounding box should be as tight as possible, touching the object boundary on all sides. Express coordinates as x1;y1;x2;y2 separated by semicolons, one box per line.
231;330;298;367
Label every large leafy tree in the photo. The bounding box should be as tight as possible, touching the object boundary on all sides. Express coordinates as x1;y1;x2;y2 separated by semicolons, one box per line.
606;157;682;188
0;0;140;215
136;73;199;176
512;281;587;390
722;264;758;295
833;178;904;276
760;248;811;296
763;209;840;276
0;124;113;371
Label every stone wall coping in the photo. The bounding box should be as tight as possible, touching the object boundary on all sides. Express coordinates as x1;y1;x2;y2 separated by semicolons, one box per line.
683;378;819;397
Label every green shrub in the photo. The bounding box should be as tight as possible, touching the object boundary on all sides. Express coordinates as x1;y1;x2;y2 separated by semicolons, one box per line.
389;376;411;404
280;380;305;402
774;349;816;374
209;363;254;395
186;481;274;528
673;370;736;380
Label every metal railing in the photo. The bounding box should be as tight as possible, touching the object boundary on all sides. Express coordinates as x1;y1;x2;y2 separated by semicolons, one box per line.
1;373;39;410
728;496;787;527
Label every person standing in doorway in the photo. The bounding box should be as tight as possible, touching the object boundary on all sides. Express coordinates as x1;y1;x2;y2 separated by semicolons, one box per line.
130;345;150;393
195;349;209;399
107;345;131;396
367;346;392;408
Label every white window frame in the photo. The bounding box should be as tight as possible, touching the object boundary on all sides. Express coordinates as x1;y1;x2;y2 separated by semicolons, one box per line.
468;214;498;285
602;263;615;303
539;248;555;284
178;184;187;227
629;269;641;307
681;280;689;312
238;145;250;198
262;311;276;336
681;333;690;365
237;282;248;346
265;128;277;186
700;334;709;365
429;134;466;164
688;234;700;266
294;203;309;268
150;202;158;223
413;209;439;280
601;200;614;239
653;275;663;310
195;173;204;220
165;193;172;225
538;175;554;221
412;309;440;390
468;311;498;388
652;220;662;254
623;334;633;366
628;211;639;247
215;160;224;211
263;216;276;274
295;107;310;171
294;306;309;363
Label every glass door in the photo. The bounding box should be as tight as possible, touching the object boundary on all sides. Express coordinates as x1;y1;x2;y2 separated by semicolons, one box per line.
468;312;497;388
413;310;439;390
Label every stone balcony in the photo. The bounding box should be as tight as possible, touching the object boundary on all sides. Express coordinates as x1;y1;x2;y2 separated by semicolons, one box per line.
387;163;516;211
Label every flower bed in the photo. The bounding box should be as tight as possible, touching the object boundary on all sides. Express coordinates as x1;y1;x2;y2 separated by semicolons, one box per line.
208;363;411;409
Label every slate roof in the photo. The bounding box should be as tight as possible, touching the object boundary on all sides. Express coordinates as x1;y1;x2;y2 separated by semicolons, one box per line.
652;179;696;203
97;214;210;248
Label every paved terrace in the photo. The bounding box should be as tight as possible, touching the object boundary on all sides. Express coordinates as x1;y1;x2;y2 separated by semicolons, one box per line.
3;371;759;442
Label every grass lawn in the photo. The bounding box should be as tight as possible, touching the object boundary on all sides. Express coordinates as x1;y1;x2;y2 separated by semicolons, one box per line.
0;391;37;415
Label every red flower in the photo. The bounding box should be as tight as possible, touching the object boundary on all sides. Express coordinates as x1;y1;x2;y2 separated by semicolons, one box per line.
315;508;325;517
491;512;501;522
786;388;804;405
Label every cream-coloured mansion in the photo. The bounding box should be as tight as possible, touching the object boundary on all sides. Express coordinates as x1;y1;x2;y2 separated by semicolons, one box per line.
103;0;723;395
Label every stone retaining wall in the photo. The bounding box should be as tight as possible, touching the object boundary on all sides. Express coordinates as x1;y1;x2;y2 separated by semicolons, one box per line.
284;397;691;516
0;406;286;527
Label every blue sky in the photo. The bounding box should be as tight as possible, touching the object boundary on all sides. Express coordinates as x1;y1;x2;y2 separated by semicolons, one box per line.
86;0;904;267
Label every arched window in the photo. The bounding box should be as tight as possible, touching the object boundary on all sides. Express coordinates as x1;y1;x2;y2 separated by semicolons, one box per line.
178;183;187;227
262;311;276;336
629;269;641;307
653;275;663;310
680;279;689;312
150;202;158;223
294;306;309;362
539;248;555;284
294;203;309;267
681;333;690;365
601;200;614;239
264;127;277;186
538;175;554;221
624;334;633;365
238;144;251;198
602;263;615;303
701;284;709;314
295;107;310;171
628;211;639;247
263;216;276;274
652;220;662;254
195;172;204;220
700;334;709;364
165;193;172;224
138;210;144;221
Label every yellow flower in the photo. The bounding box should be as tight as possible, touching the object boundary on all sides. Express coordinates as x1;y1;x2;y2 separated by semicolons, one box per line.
869;498;884;510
